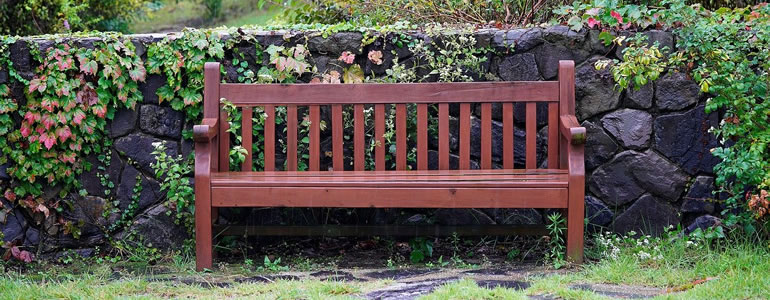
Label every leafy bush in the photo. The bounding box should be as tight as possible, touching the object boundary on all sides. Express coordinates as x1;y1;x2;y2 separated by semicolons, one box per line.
0;0;151;35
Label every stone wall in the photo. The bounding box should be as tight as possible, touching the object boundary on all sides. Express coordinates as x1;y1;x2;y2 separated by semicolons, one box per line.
0;27;722;254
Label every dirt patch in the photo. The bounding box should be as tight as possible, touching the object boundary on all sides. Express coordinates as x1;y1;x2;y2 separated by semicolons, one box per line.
365;268;438;280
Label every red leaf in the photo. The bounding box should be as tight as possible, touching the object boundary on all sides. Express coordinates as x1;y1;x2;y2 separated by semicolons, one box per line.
41;133;56;150
35;203;50;217
11;247;34;263
56;126;72;142
80;59;98;75
41;114;56;130
92;105;107;118
588;18;600;28
28;78;46;93
129;65;146;82
611;11;623;24
3;189;15;202
20;124;31;138
73;110;86;125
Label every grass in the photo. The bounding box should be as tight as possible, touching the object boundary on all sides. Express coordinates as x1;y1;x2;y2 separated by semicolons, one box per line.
130;0;280;34
1;230;768;299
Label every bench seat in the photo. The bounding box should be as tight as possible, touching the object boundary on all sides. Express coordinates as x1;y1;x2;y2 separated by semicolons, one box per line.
209;169;569;208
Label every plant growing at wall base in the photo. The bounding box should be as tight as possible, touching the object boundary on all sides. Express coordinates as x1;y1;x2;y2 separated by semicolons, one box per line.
151;141;195;233
546;212;567;269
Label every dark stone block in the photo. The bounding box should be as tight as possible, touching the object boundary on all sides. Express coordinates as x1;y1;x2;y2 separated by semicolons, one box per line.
534;42;581;79
434;209;495;225
586;195;613;232
495;28;543;53
589;150;689;206
575;56;621;120
119;204;188;249
600;109;652;150
587;30;612;54
654;104;720;175
116;164;163;212
1;203;27;243
139;104;184;139
9;40;32;76
655;72;700;111
681;176;717;214
542;25;586;45
582;121;619;170
109;106;139;138
23;227;39;246
78;151;123;198
114;133;179;175
140;74;167;104
498;53;540;81
307;32;363;54
612;194;679;236
0;163;10;180
0;70;7;84
484;208;543;225
683;215;722;235
64;195;108;243
625;84;653;109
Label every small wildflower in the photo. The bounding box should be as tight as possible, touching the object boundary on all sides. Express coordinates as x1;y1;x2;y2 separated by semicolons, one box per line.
339;51;355;64
368;50;383;65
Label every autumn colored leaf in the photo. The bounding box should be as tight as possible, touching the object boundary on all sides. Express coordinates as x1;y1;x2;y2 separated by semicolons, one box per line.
56;126;72;142
129;65;147;82
10;246;34;263
72;110;86;125
3;189;16;202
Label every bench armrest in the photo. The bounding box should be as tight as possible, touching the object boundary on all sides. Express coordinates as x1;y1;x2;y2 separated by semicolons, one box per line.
193;118;219;143
559;115;586;145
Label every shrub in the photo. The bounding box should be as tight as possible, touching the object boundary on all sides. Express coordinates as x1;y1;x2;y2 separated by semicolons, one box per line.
0;0;151;35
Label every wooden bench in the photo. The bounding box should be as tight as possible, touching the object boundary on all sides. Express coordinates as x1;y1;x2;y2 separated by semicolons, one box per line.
193;61;585;271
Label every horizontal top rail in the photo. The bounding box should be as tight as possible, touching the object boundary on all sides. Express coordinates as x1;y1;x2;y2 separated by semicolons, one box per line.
219;81;559;105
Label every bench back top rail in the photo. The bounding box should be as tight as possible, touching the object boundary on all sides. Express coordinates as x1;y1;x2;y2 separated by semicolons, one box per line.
203;61;576;173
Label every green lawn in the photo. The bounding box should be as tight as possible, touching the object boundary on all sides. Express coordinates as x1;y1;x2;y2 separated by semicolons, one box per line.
131;0;281;34
1;232;768;299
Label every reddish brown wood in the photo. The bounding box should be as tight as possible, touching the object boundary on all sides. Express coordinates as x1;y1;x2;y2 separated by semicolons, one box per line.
332;104;344;171
216;224;549;237
548;102;559;169
220;81;560;105
526;102;537;169
417;104;428;170
439;103;449;170
196;62;585;269
503;103;514;169
309;105;320;171
481;103;492;169
375;104;386;171
286;105;298;171
354;104;365;171
559;60;576;170
263;105;275;171
212;187;568;208
241;107;253;171
459;103;471;170
219;110;230;172
396;104;407;170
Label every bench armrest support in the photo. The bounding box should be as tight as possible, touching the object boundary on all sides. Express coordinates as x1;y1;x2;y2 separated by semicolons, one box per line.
559;115;586;145
193;118;219;143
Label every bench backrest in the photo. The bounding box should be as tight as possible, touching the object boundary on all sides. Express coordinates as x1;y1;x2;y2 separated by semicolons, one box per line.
202;61;575;172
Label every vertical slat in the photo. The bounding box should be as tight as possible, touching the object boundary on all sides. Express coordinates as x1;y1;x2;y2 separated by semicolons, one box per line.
503;103;514;169
264;105;275;171
548;102;559;169
354;104;365;171
526;102;537;169
309;105;320;171
396;104;407;170
459;103;471;170
286;105;298;171
480;103;492;169
374;104;386;171
438;103;449;170
332;104;344;171
218;109;230;171
241;107;253;171
417;104;428;170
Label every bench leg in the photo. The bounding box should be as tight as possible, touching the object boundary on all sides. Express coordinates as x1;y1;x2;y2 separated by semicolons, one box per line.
195;149;214;271
566;184;585;264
